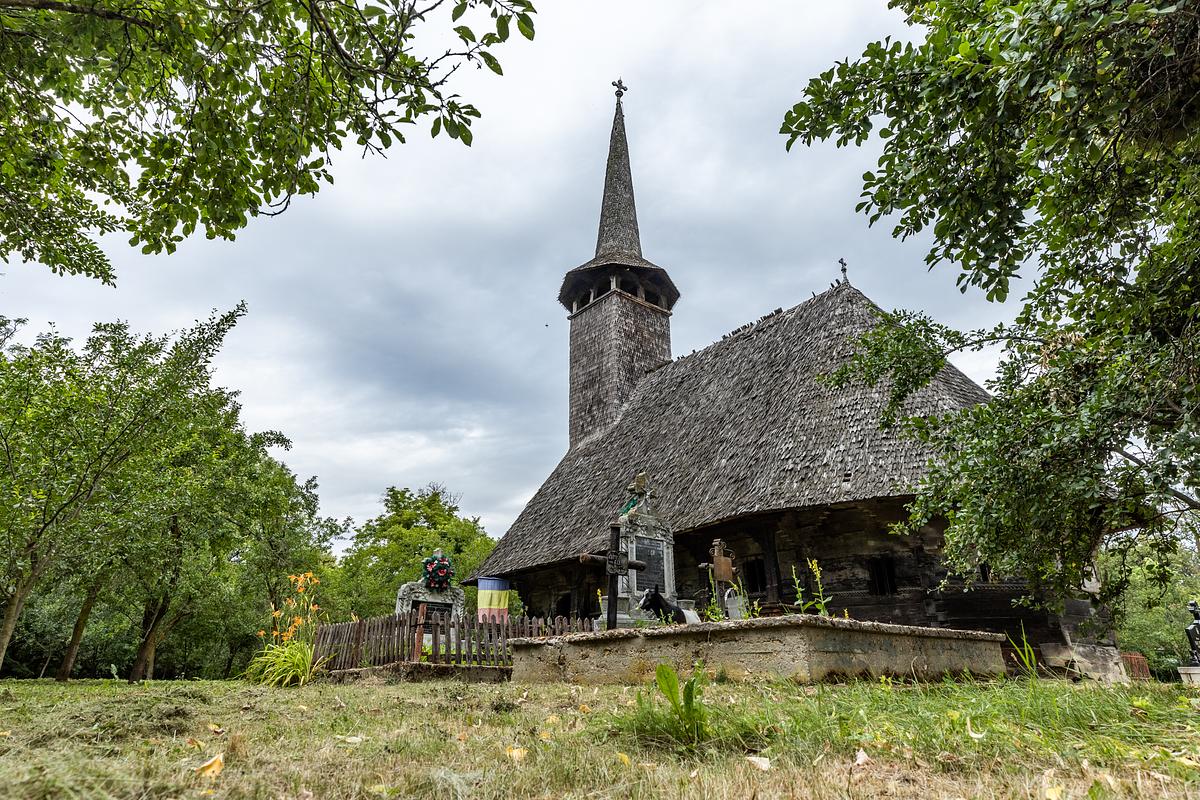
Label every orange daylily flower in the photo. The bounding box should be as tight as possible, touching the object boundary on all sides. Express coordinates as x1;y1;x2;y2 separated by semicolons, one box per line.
256;630;265;637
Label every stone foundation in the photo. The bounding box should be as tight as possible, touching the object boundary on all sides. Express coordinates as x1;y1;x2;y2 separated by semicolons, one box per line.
510;614;1005;684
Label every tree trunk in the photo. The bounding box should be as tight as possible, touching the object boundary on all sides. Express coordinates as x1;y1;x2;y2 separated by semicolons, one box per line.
0;577;35;674
55;574;107;682
144;639;156;680
128;596;169;683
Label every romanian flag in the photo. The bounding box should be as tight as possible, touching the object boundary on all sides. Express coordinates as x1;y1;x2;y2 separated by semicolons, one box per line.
477;577;510;621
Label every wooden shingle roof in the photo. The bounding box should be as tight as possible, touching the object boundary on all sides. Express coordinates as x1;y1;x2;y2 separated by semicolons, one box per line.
476;281;989;578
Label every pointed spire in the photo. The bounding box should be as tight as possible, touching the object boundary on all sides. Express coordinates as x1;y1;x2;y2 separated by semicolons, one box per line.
595;80;642;259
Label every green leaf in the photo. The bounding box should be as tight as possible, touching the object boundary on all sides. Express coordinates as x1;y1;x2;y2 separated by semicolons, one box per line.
517;13;535;40
480;52;502;75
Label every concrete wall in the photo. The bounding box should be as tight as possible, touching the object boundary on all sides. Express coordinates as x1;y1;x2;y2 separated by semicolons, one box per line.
510;615;1006;685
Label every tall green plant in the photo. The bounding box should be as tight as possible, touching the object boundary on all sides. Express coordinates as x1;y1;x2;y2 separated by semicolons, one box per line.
792;559;833;616
634;663;711;748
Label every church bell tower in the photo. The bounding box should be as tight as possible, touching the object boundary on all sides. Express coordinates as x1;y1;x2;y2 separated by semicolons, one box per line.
559;81;680;448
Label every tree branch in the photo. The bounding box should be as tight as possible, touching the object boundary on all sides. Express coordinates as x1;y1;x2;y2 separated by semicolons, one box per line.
1116;447;1200;510
0;0;154;29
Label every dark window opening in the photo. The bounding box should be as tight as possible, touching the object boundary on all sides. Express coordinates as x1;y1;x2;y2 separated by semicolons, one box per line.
742;557;767;594
577;292;591;310
867;556;898;595
645;291;661;307
619;278;638;295
553;593;572;618
979;562;992;583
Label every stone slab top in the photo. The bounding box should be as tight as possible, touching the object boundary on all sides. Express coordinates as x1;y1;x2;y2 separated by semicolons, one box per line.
508;613;1007;647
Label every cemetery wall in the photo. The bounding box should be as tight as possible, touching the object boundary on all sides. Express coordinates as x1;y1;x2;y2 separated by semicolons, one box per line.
509;615;1006;684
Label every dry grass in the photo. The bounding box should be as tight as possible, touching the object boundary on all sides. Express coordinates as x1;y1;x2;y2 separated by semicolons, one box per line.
0;676;1197;799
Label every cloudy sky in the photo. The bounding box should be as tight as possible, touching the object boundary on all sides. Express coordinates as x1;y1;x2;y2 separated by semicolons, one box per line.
4;2;1015;540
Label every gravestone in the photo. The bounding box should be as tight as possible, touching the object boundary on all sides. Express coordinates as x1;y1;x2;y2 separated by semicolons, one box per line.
596;473;694;627
395;548;466;620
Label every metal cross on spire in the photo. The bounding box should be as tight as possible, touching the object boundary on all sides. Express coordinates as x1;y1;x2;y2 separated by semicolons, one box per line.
838;257;848;281
612;78;628;99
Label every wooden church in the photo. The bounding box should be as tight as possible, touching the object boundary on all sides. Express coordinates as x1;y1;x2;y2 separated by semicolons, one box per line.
473;87;1117;671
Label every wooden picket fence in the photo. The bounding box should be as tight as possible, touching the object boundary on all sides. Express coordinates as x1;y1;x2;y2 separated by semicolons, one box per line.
312;611;599;672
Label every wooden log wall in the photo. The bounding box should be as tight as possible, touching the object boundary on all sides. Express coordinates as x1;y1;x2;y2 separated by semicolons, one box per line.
312;612;598;672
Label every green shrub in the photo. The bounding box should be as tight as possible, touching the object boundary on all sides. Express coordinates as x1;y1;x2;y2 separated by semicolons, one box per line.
243;640;321;687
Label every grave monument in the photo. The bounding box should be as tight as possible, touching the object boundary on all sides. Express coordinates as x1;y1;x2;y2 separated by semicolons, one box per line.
583;473;695;628
395;548;466;620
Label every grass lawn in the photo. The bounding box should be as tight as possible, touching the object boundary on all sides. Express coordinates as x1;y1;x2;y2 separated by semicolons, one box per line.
1;676;1198;799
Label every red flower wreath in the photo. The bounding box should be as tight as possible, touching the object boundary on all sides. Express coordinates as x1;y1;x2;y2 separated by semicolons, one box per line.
421;554;455;592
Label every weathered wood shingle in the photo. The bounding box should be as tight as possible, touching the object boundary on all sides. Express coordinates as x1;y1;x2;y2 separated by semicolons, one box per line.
477;281;989;578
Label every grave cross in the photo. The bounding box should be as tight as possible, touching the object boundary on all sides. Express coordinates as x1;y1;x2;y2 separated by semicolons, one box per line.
579;524;646;629
698;538;738;617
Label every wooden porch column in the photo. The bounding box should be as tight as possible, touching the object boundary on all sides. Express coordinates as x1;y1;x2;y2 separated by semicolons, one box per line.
755;529;782;605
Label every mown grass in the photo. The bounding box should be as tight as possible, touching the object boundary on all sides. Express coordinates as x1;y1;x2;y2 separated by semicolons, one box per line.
0;676;1197;799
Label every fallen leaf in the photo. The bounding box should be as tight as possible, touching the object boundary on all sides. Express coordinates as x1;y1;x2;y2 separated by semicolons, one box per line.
1044;786;1064;800
206;724;225;735
505;745;528;763
617;752;632;767
296;705;309;712
195;753;224;779
455;731;469;743
538;731;551;742
854;749;871;767
185;737;205;749
544;714;560;725
745;756;771;772
334;735;364;745
688;768;700;779
0;731;10;737
577;703;592;714
966;717;986;741
333;696;347;710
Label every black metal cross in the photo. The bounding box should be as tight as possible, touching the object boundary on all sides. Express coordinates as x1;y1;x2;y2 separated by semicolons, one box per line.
580;524;645;629
612;78;628;99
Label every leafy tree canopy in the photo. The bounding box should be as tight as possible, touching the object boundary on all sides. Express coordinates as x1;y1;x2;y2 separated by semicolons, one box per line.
325;484;494;619
782;0;1199;608
0;0;536;282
